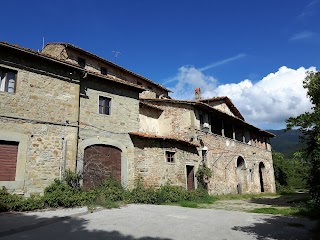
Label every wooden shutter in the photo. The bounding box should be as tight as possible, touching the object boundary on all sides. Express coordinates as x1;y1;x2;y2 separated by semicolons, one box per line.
0;141;19;181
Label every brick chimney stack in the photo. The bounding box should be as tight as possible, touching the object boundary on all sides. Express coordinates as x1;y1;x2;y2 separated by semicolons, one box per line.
195;88;201;100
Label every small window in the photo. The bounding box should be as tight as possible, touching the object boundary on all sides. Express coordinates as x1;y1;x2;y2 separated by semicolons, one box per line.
137;81;142;85
199;114;204;129
78;57;86;68
147;86;153;90
99;96;111;115
0;68;17;93
101;67;108;75
165;151;175;163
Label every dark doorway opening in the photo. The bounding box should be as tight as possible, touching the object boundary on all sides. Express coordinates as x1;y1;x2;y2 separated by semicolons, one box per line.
236;156;246;194
186;165;195;190
259;162;265;192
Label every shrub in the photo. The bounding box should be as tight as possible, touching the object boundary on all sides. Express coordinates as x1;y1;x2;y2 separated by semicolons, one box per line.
0;187;45;212
98;177;124;202
157;185;188;203
196;164;212;190
43;179;94;208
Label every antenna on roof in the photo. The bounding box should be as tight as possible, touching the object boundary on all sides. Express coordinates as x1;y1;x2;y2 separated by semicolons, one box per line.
112;51;121;59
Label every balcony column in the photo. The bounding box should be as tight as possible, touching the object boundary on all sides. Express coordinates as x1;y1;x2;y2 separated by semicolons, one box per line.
221;120;225;137
232;125;236;140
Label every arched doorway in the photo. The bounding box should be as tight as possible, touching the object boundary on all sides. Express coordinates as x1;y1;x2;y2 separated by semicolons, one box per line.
259;162;265;192
83;144;121;189
236;156;246;194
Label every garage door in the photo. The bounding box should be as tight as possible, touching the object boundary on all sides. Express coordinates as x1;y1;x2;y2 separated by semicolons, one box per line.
83;144;121;189
0;140;19;181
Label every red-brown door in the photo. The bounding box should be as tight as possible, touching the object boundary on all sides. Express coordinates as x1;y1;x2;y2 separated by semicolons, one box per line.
0;141;19;181
186;165;195;190
83;144;121;189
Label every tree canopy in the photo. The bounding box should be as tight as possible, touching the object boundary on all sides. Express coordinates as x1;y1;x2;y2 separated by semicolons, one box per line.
286;70;320;204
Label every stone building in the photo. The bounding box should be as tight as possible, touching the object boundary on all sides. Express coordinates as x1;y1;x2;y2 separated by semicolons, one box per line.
0;41;275;196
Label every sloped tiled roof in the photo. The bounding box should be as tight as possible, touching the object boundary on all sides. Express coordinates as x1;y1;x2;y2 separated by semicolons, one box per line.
141;98;275;137
200;96;244;120
45;42;171;93
129;132;200;147
0;42;145;92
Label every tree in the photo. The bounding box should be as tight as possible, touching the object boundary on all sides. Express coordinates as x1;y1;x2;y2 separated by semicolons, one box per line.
286;70;320;204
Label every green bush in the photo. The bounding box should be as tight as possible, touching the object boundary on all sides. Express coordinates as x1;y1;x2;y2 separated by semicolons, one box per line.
0;187;45;212
157;185;188;203
98;177;124;202
43;179;94;208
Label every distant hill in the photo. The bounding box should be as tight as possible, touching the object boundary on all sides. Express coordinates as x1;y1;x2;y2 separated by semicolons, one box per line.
267;129;305;158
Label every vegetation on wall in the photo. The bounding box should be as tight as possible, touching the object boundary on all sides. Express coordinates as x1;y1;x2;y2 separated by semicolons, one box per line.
195;163;213;190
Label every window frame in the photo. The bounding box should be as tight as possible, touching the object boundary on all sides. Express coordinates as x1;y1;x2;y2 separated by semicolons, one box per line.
101;67;108;75
78;57;86;68
165;150;175;163
98;95;111;115
0;66;17;93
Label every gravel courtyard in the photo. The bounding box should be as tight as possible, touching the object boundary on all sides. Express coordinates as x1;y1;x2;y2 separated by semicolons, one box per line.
0;204;316;240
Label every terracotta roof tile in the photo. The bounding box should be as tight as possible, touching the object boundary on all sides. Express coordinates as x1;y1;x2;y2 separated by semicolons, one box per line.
45;42;171;92
129;132;200;147
0;42;145;91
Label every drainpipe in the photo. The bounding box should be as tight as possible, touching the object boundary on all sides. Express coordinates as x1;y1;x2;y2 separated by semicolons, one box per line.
59;137;64;180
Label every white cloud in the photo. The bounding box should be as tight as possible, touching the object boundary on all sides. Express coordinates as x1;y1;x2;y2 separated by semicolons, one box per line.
289;31;317;41
168;66;316;130
168;66;218;100
297;0;319;19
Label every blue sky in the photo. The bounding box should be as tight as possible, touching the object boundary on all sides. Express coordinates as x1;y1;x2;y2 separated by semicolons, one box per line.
1;0;319;129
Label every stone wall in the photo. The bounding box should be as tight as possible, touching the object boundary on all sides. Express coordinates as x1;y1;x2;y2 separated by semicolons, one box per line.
42;44;169;97
77;77;141;188
0;48;80;195
131;136;200;188
199;131;276;194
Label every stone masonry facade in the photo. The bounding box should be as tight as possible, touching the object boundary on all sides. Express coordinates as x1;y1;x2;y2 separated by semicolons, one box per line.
0;41;275;196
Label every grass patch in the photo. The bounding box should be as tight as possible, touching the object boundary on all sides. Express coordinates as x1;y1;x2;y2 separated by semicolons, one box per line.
215;193;279;201
178;201;198;208
250;207;299;215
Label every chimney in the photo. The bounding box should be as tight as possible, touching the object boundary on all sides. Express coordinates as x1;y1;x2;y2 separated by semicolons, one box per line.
195;88;201;100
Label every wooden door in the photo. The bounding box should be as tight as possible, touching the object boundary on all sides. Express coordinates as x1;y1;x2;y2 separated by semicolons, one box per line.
186;165;195;190
83;144;121;189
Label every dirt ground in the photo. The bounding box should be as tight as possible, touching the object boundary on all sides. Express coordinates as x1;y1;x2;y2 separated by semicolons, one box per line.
202;193;310;212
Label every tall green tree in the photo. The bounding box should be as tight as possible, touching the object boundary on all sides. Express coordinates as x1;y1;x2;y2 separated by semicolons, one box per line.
286;70;320;204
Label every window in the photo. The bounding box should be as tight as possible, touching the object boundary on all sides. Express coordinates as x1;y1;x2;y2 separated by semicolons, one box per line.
99;96;111;115
165;151;175;163
199;114;204;129
147;86;153;90
137;81;142;86
101;67;108;75
0;68;16;93
78;57;86;68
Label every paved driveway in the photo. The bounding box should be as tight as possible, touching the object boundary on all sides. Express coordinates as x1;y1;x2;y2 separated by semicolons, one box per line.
0;204;316;240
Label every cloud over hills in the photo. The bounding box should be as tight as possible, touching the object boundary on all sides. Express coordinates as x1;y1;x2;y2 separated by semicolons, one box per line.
167;66;316;130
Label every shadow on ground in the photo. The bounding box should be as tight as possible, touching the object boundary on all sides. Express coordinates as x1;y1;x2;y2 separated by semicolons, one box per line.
232;214;316;240
0;212;172;240
249;193;310;207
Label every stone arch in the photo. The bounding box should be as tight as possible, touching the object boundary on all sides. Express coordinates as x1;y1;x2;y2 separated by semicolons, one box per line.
236;156;247;194
77;137;128;187
259;162;266;192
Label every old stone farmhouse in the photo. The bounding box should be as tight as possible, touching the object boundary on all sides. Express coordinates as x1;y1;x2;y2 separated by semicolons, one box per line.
0;41;276;196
